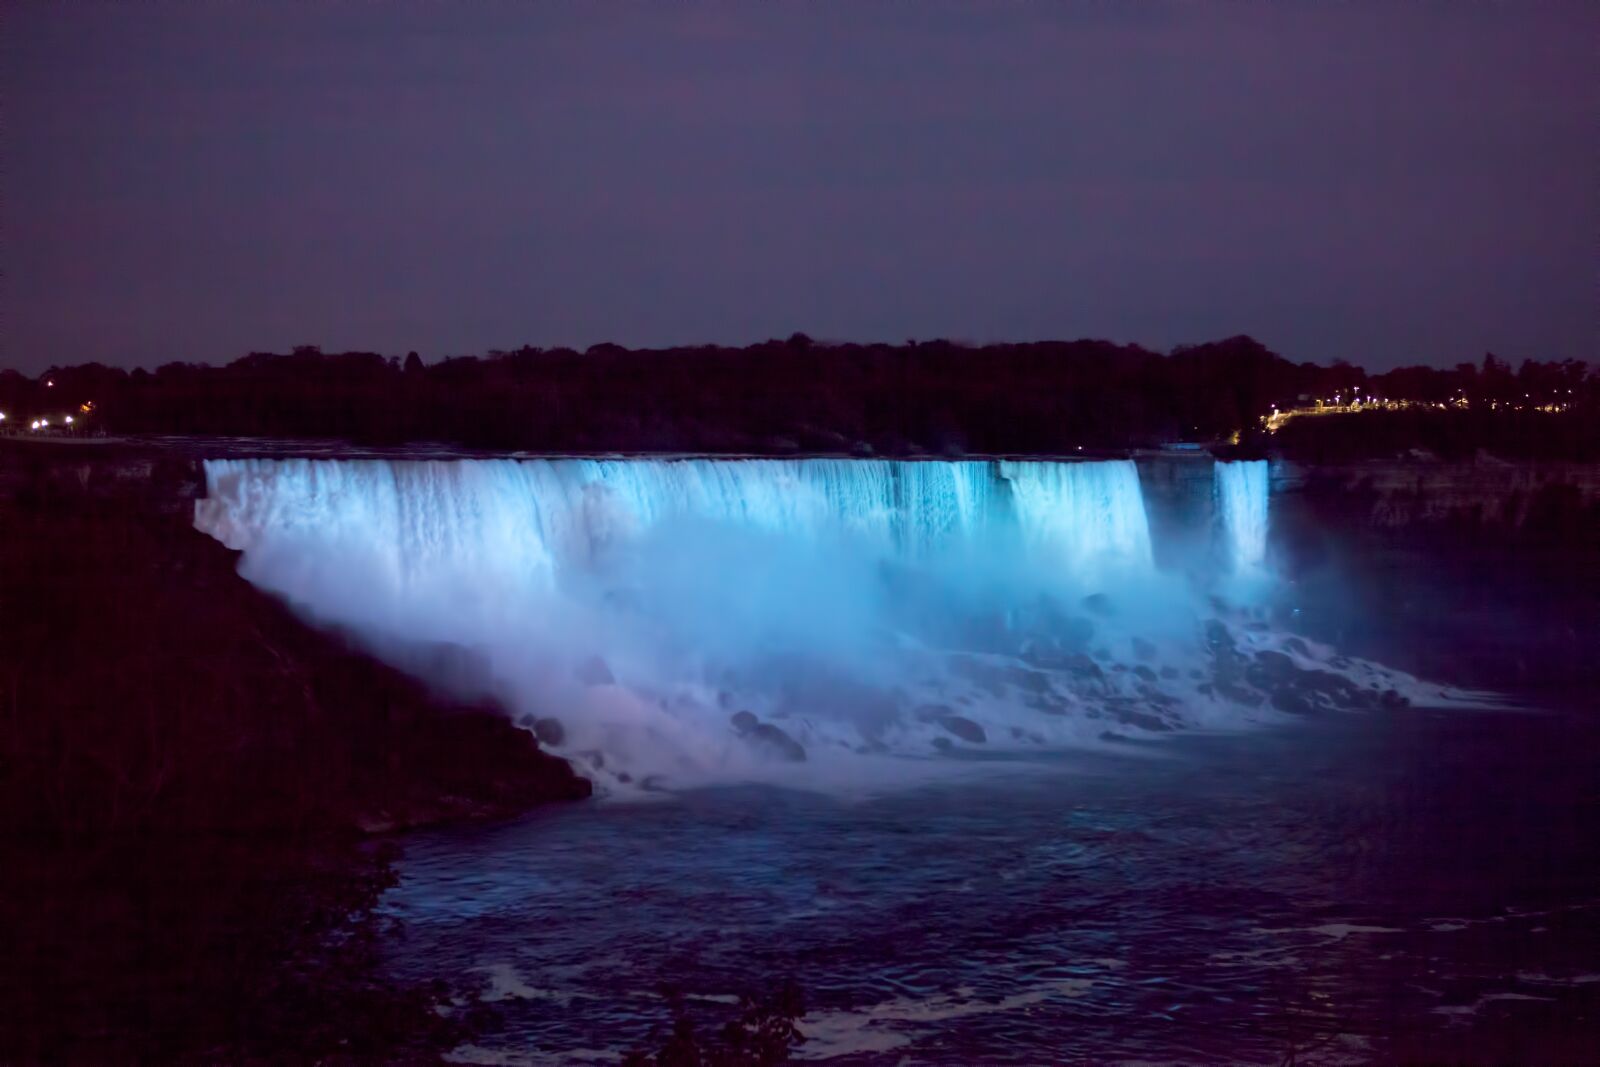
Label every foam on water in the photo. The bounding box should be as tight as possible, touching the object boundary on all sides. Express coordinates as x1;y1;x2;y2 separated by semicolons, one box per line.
196;456;1457;792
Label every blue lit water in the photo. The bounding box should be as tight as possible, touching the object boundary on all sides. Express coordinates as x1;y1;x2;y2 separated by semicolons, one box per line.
385;698;1600;1064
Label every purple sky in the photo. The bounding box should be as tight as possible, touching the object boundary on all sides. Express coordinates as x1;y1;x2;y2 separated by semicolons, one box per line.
5;2;1594;373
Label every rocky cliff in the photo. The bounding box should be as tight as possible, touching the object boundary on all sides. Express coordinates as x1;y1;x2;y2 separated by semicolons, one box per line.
0;439;590;839
1273;456;1600;538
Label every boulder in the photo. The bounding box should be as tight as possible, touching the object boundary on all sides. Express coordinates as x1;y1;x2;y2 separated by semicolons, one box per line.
748;722;806;762
1252;650;1297;681
1203;619;1236;652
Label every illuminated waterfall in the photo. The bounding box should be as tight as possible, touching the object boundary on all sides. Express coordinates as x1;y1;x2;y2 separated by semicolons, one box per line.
196;457;1155;585
1000;460;1153;572
195;453;1440;791
1215;460;1270;574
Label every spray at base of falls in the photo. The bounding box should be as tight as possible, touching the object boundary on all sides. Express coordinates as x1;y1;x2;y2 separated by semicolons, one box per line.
196;456;1459;794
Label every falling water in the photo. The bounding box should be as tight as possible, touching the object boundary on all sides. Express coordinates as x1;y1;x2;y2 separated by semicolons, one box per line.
196;457;1156;590
196;454;1437;791
1215;460;1270;574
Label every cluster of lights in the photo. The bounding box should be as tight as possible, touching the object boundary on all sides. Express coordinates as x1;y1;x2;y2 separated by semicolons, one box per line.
1263;387;1579;434
17;414;75;431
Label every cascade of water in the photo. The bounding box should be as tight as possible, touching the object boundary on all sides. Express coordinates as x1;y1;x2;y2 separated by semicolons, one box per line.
197;457;1155;582
999;459;1154;574
1214;460;1270;573
194;453;1444;791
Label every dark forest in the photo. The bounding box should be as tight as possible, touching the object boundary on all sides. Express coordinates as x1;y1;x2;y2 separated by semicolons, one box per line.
4;335;1595;459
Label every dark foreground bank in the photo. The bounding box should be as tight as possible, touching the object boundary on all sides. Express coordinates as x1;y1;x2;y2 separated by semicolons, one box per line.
0;446;588;1063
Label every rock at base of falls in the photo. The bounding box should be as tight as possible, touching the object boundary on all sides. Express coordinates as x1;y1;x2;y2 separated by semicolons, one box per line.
730;711;806;762
531;717;566;746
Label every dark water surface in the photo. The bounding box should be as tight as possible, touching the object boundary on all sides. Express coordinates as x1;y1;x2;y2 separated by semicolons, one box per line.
384;698;1600;1064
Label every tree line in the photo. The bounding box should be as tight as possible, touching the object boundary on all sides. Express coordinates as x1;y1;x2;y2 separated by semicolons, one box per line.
4;336;1594;457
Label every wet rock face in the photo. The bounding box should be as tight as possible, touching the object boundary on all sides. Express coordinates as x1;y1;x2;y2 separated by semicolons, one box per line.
911;703;987;744
730;711;806;761
1204;618;1237;655
532;717;566;746
749;723;806;762
1188;616;1426;718
1245;649;1375;712
1280;460;1600;543
1251;649;1297;681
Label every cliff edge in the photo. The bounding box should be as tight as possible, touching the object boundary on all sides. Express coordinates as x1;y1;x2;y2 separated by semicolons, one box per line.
0;440;590;838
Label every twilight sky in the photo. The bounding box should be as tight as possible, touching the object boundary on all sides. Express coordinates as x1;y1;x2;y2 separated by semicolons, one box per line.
5;2;1594;373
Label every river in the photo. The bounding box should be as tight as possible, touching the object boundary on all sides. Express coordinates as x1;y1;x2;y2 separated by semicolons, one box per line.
384;693;1599;1064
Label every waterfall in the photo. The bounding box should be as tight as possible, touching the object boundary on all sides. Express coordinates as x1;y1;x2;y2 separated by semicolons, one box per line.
194;453;1443;791
1000;460;1154;573
196;456;1155;584
1215;460;1270;574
